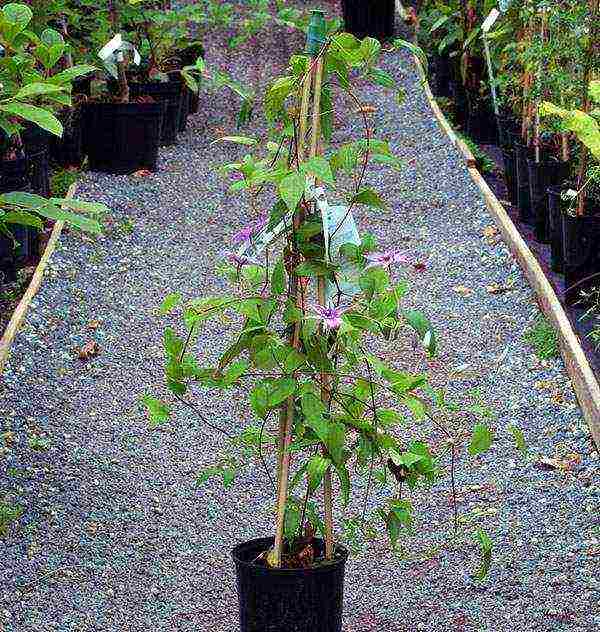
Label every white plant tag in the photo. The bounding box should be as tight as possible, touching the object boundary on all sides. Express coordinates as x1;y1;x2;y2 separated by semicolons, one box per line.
98;33;141;78
324;205;362;305
482;9;500;33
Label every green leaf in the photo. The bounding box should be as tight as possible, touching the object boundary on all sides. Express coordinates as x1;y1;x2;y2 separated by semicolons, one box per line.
278;171;305;212
367;68;395;89
212;135;257;146
302;156;334;184
473;528;493;580
267;377;296;407
50;64;96;85
507;424;527;457
326;422;345;465
360;37;381;62
307;454;330;493
0;102;62;137
142;395;170;427
351;187;387;210
3;3;32;30
250;383;269;418
295;260;329;277
334;461;350;506
159;293;182;315
469;423;494;456
271;258;286;296
403;310;437;356
590;80;600;105
13;83;65;100
3;211;42;229
301;393;329;443
389;449;424;468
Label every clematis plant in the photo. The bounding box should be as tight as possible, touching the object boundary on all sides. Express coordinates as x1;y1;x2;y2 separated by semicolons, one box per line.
145;19;505;575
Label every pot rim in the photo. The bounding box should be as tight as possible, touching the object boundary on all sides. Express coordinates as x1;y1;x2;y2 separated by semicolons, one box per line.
231;536;349;573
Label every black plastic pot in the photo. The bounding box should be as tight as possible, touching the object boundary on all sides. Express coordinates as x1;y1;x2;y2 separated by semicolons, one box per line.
547;184;568;273
562;207;600;305
501;147;518;207
0;157;34;282
50;108;84;167
73;76;92;97
189;90;200;115
21;124;50;197
496;113;520;149
466;99;497;144
129;80;183;146
514;142;532;224
83;101;164;174
177;83;190;133
527;158;570;243
232;537;348;632
448;79;467;129
341;0;395;40
428;54;451;98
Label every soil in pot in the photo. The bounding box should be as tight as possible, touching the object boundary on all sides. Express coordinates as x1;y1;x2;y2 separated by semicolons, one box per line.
341;0;395;40
83;99;164;175
514;142;533;224
527;158;571;243
129;78;183;146
232;537;348;632
562;202;600;305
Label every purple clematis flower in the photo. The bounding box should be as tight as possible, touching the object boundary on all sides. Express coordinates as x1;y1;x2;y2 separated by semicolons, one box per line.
230;214;268;245
311;304;346;329
227;252;254;267
365;250;410;269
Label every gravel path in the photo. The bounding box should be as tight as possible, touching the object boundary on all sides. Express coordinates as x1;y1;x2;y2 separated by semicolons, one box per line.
1;7;599;632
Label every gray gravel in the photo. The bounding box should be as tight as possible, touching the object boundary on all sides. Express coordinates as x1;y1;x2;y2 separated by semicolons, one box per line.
1;5;599;632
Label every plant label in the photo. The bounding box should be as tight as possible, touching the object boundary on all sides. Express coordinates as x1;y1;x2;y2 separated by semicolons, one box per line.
482;9;500;33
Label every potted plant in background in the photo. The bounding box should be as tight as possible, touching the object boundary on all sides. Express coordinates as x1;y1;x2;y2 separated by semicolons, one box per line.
0;2;97;279
341;0;395;40
145;12;505;632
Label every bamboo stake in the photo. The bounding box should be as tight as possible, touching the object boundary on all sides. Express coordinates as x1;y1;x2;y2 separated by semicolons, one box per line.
306;56;335;560
273;62;316;569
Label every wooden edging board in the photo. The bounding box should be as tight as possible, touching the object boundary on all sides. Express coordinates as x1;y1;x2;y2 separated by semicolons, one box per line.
0;182;77;376
395;3;600;446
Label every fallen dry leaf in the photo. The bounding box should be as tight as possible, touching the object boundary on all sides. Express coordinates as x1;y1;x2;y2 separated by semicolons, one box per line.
486;283;513;295
483;225;499;239
76;341;100;361
453;285;474;296
535;453;581;472
87;320;101;330
132;169;152;177
413;261;427;272
356;104;377;114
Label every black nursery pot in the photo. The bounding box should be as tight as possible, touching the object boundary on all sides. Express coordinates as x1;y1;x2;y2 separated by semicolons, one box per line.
0;157;34;282
341;0;395;40
232;537;349;632
562;205;600;305
527;158;570;244
129;80;183;146
50;108;84;167
547;184;568;273
83;101;164;174
501;147;518;207
466;99;497;144
21;124;50;197
428;54;452;98
514;142;532;224
496;113;520;149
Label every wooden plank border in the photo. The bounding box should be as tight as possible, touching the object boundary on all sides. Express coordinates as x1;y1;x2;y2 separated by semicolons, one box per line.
395;3;600;445
0;182;77;375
